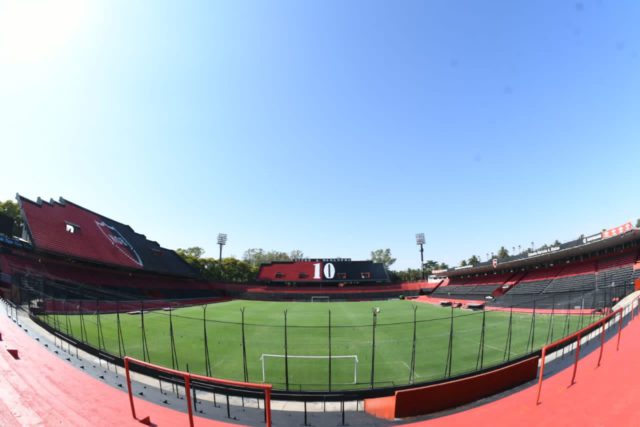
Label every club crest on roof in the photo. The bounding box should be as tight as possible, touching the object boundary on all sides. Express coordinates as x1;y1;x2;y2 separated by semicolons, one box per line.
95;220;144;267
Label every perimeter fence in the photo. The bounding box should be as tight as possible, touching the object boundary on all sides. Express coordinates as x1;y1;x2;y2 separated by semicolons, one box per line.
8;272;635;393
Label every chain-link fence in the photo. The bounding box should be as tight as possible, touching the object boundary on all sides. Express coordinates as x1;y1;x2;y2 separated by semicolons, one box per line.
11;273;634;392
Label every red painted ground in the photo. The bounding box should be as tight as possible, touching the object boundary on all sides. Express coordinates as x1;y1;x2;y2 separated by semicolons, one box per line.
2;308;640;426
415;295;595;314
404;315;640;427
0;314;236;427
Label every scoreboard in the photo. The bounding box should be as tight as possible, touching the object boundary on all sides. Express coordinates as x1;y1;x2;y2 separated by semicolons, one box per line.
257;259;390;285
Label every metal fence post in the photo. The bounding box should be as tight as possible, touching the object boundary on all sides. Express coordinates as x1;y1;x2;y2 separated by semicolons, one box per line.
203;305;212;377
409;305;418;384
241;307;249;382
116;300;126;358
370;309;378;389
445;306;454;377
503;306;513;361
476;309;486;370
328;310;332;391
140;300;150;362
284;309;289;391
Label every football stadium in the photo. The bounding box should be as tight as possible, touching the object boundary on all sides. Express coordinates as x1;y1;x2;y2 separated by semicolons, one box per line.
2;2;640;426
1;195;640;426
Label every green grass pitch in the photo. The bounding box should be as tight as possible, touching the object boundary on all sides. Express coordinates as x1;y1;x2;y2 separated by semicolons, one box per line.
40;299;595;391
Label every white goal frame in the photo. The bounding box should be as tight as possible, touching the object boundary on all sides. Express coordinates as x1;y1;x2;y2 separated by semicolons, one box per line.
310;296;330;303
259;354;359;384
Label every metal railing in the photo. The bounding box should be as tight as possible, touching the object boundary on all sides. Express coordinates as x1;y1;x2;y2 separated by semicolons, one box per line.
535;295;639;404
124;356;273;427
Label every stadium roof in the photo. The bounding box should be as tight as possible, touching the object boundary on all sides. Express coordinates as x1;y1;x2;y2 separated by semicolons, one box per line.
441;227;640;278
17;195;198;278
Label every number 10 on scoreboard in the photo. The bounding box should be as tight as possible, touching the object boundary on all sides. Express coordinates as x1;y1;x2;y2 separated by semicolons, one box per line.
313;262;335;279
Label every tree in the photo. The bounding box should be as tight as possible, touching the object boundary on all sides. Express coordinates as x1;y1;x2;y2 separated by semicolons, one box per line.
497;246;509;259
389;268;423;282
460;260;468;267
468;255;480;266
422;260;440;273
176;247;205;260
553;240;561;247
177;247;257;282
0;199;23;236
421;260;449;276
289;250;304;260
220;257;254;282
243;248;266;267
243;248;298;267
176;247;210;275
370;248;396;268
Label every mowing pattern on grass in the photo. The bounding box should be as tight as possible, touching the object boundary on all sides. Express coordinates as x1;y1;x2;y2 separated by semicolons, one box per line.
39;300;597;391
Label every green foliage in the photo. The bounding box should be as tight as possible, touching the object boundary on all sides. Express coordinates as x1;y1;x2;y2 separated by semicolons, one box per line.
243;248;305;267
289;249;304;260
219;257;255;282
176;247;256;283
0;199;23;236
467;255;480;266
175;247;205;265
460;259;468;266
177;247;306;283
389;268;423;282
389;259;450;282
370;248;396;268
497;246;509;259
422;260;449;271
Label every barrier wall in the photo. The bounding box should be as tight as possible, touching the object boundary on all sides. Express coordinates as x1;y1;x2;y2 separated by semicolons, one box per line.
367;356;539;419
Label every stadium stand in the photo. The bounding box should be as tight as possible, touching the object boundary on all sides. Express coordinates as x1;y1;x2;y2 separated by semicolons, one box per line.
18;195;197;277
431;284;500;300
3;195;640;426
433;240;640;309
542;274;596;294
257;259;390;285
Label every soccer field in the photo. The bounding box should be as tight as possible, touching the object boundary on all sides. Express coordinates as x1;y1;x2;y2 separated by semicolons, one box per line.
40;299;595;391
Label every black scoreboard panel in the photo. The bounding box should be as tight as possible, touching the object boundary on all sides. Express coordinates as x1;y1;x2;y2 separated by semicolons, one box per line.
257;259;390;284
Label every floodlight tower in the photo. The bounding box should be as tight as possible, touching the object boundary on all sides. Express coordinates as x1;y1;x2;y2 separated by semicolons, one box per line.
416;233;426;280
217;233;228;261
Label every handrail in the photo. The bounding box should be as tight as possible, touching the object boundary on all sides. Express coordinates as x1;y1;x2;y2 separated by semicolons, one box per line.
124;356;273;427
535;296;639;404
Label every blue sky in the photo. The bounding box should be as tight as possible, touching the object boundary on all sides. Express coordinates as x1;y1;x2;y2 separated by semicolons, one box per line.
1;1;639;269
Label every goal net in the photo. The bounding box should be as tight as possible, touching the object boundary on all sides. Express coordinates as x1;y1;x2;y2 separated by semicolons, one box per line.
311;296;330;303
259;354;359;385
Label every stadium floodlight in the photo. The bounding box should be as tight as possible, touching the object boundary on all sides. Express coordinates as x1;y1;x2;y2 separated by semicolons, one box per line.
416;233;425;280
217;233;228;261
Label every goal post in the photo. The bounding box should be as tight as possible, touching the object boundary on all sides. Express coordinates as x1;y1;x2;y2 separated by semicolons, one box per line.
260;354;359;385
311;296;330;303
